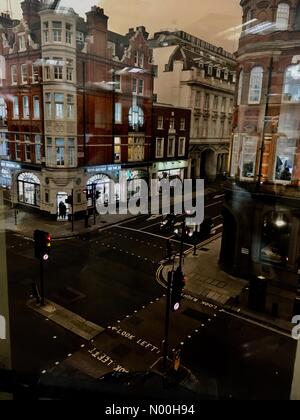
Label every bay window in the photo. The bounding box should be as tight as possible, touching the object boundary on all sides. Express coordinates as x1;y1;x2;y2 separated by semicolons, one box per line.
241;135;258;179
56;138;65;166
54;93;64;119
66;23;73;44
53;21;62;42
45;93;52;119
43;22;49;43
67;95;75;119
68;138;75;166
54;58;63;80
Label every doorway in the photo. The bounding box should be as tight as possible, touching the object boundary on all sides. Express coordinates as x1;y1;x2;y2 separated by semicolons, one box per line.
57;192;69;221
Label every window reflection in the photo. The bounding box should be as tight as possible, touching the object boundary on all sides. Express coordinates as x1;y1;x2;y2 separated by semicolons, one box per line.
261;212;290;265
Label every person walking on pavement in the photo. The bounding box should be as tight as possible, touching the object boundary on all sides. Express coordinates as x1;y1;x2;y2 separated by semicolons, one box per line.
58;201;67;220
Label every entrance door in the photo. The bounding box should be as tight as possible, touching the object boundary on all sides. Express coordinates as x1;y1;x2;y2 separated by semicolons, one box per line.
57;192;69;221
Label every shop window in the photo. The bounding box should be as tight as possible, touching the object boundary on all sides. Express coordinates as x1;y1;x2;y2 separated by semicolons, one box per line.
18;172;40;207
283;65;300;103
275;137;296;182
261;212;290;265
248;67;263;104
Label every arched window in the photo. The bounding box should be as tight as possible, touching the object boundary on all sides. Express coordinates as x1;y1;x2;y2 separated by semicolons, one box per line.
283;65;300;103
86;174;113;205
18;172;40;207
248;67;263;104
237;69;244;105
128;106;144;128
276;3;290;30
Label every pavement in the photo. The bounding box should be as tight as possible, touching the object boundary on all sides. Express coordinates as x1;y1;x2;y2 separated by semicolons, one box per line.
1;203;136;239
159;237;296;335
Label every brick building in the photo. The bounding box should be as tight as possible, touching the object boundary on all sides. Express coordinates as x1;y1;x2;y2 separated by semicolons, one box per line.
0;1;153;219
151;103;191;181
221;0;300;292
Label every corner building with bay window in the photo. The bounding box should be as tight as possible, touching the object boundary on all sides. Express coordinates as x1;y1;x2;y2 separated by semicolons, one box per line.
0;1;153;219
221;0;300;289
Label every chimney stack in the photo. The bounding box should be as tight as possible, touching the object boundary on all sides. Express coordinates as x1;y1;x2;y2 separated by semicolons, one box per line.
86;6;109;57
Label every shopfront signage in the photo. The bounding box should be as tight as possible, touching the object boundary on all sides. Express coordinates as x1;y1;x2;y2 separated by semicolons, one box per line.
86;165;122;174
0;161;21;170
154;160;188;172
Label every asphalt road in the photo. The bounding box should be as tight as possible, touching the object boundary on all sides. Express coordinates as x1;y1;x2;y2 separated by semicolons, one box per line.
4;191;297;399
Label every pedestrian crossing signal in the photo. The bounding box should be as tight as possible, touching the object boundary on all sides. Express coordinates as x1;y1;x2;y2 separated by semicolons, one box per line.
34;230;52;260
170;267;185;312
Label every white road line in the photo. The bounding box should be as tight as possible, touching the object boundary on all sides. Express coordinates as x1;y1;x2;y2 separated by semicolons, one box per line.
205;200;223;209
221;309;292;338
116;225;191;246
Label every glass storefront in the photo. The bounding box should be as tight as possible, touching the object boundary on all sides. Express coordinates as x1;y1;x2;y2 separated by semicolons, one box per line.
0;168;11;189
18;172;40;207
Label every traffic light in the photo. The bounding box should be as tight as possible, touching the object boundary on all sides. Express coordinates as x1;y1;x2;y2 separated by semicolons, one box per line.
65;195;73;205
170;267;185;312
34;230;52;261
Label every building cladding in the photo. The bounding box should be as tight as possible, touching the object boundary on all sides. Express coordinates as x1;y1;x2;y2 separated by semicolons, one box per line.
221;0;300;290
149;30;236;183
0;0;154;218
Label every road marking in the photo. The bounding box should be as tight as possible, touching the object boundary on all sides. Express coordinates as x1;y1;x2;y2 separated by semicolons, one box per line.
221;309;292;338
115;225;191;246
205;200;223;209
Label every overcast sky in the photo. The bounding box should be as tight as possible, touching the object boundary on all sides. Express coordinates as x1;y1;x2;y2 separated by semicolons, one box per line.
9;0;242;52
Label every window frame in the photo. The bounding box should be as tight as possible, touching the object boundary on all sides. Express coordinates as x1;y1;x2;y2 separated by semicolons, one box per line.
248;66;264;105
155;137;164;159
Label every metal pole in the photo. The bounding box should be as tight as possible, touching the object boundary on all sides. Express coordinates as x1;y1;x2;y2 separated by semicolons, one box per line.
40;259;45;307
163;270;172;369
0;188;12;389
71;189;74;233
179;221;185;270
93;184;96;225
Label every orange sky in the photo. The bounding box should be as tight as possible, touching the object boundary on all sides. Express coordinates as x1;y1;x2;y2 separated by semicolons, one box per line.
10;0;242;52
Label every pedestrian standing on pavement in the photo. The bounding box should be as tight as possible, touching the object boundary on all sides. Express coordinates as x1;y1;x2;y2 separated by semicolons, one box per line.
58;201;65;220
61;202;67;220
